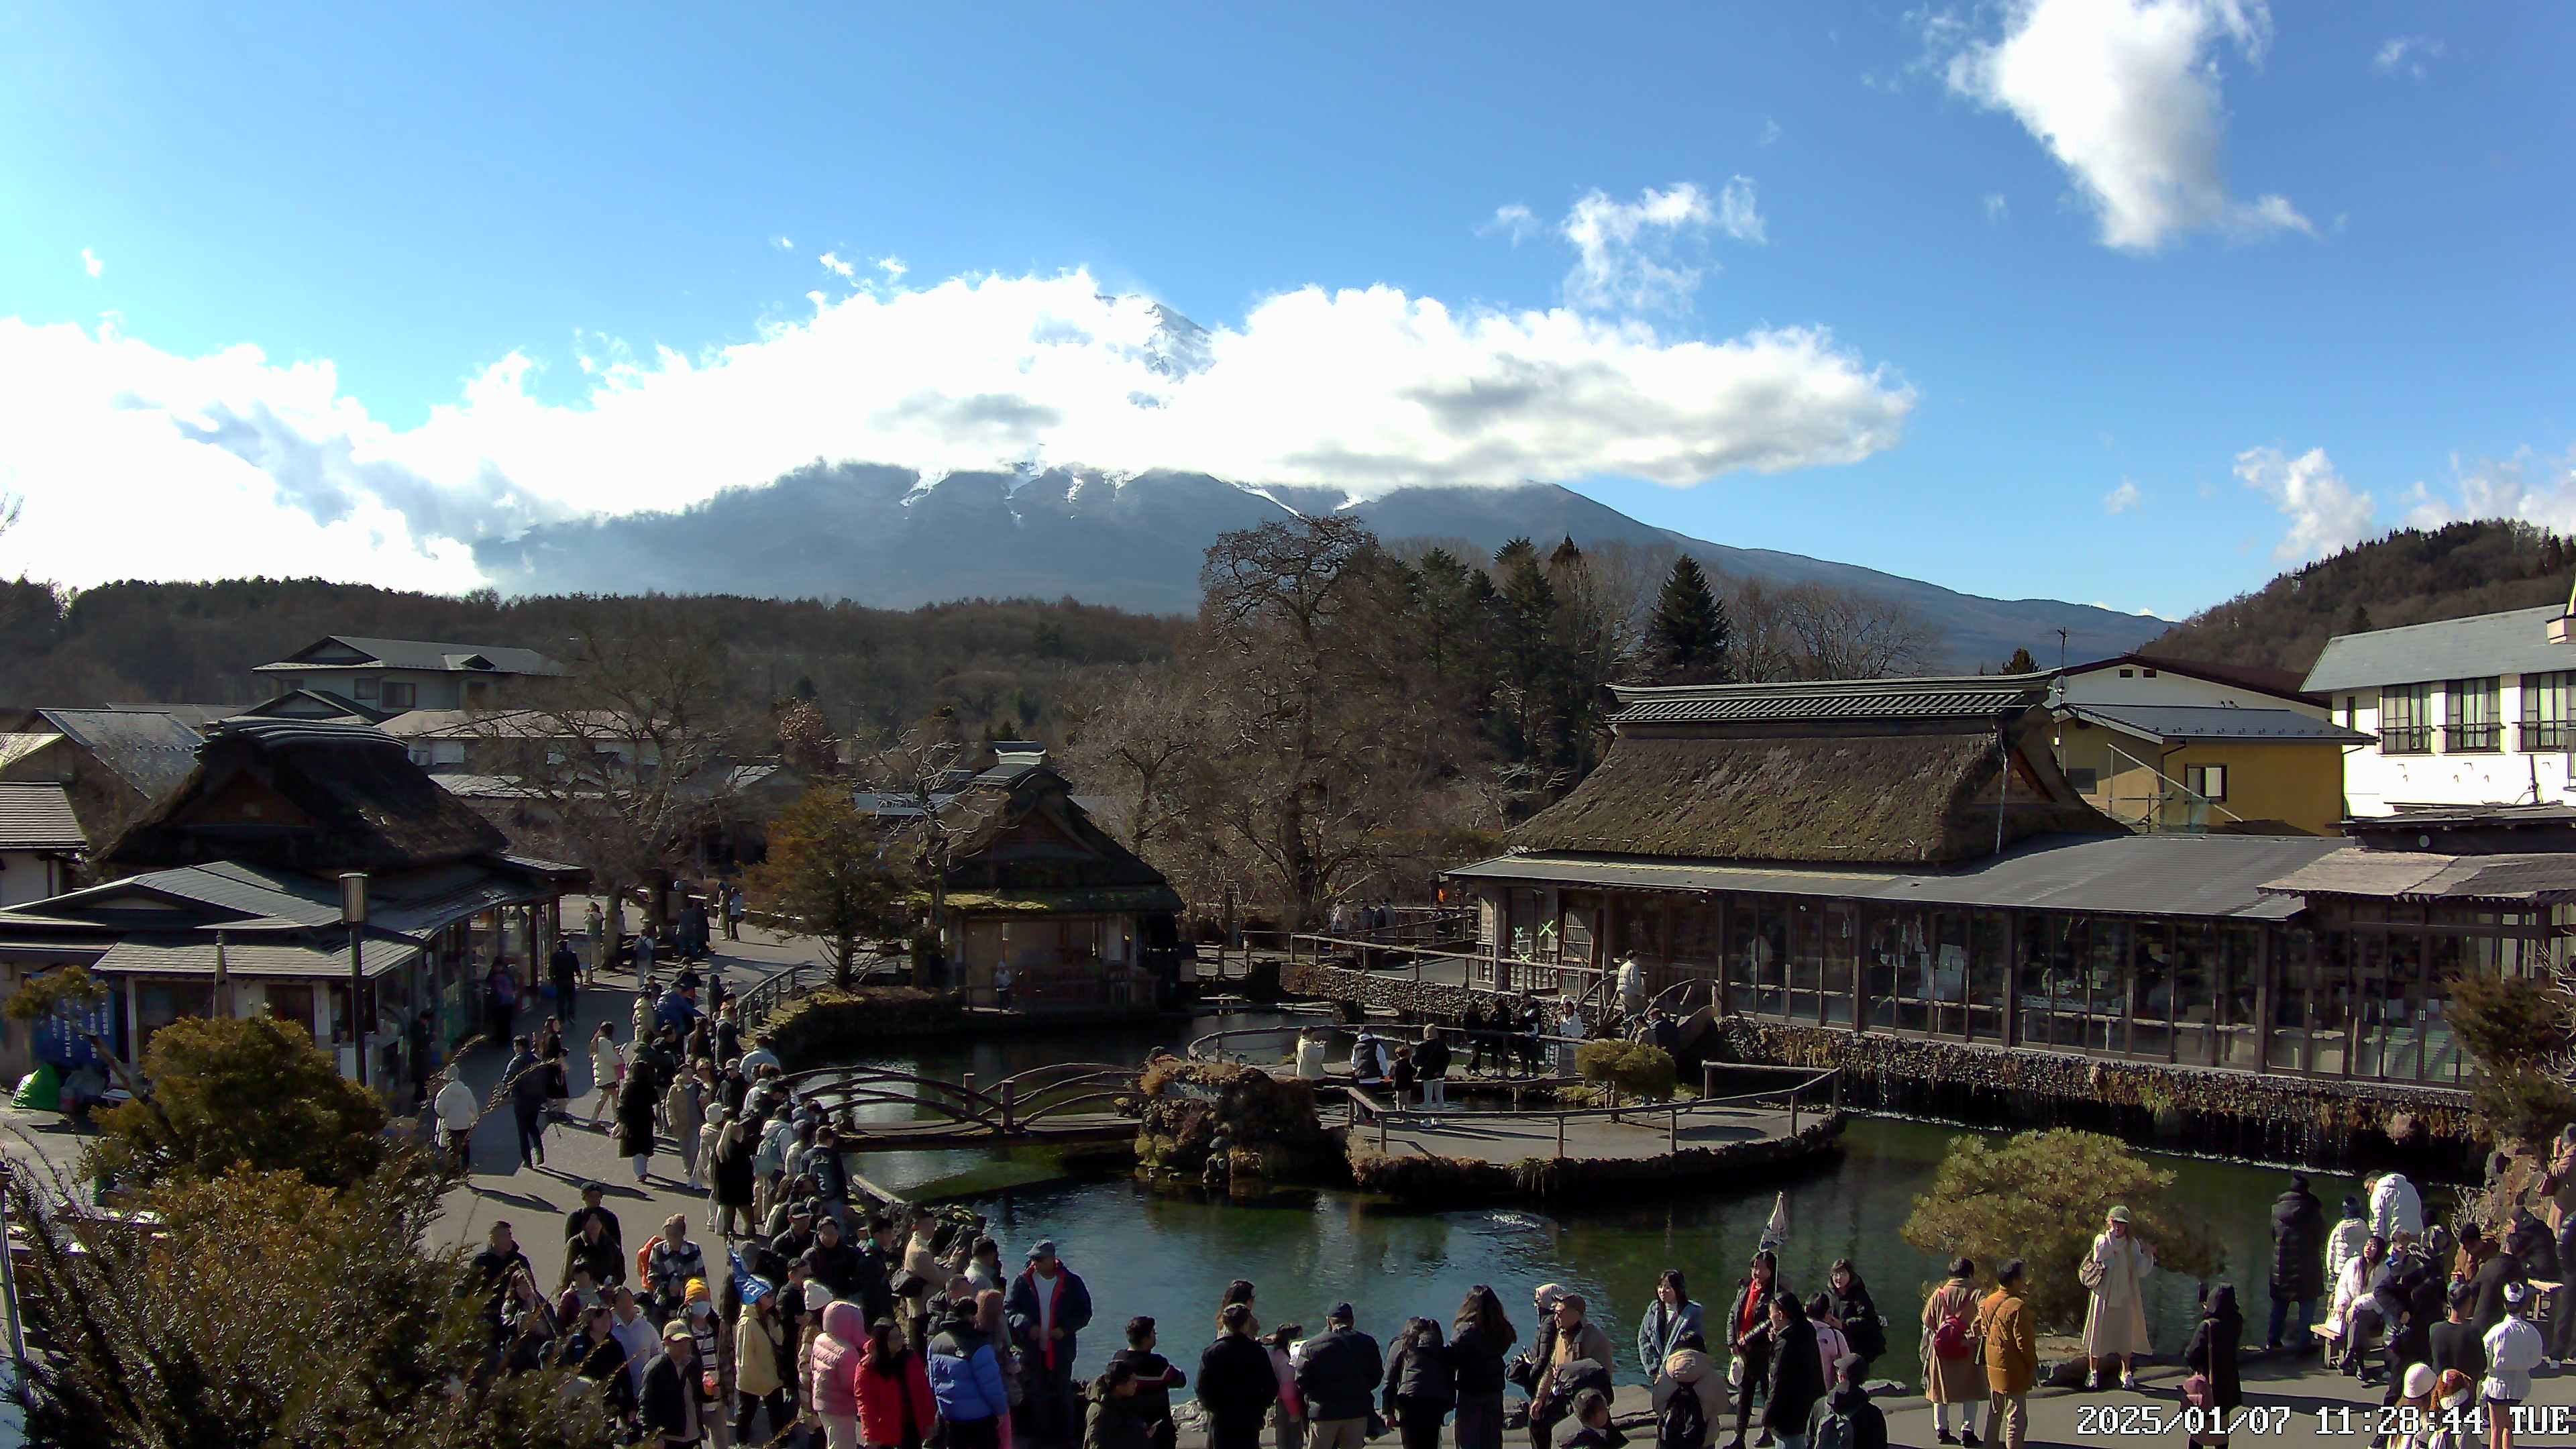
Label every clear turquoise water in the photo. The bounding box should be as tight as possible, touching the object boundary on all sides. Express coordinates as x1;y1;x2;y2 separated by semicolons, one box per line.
828;1012;2436;1397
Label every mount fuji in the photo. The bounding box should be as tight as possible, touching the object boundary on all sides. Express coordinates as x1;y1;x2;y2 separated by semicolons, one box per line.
471;461;2163;668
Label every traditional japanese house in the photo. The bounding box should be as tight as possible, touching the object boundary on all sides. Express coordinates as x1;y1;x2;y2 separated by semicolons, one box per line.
864;744;1184;1012
0;718;581;1093
1446;675;2559;1099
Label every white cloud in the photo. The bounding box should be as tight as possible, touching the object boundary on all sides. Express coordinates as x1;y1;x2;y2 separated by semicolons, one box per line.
79;248;103;278
2236;445;2376;559
1984;193;2009;222
818;252;857;279
1935;0;2308;252
1759;117;1782;146
771;235;795;250
877;256;908;278
2400;447;2576;534
2102;479;2140;513
1481;203;1542;244
1554;181;1761;312
2371;34;2441;78
0;272;1915;589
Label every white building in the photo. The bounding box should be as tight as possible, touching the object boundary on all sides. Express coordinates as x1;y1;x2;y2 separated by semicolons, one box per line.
2303;602;2576;816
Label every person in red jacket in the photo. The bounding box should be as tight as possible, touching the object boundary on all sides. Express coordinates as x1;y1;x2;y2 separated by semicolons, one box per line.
857;1316;938;1449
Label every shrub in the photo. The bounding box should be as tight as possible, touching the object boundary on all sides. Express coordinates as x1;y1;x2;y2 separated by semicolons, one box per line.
1900;1128;2222;1330
91;1014;388;1191
2446;971;2576;1147
1575;1040;1677;1101
12;1163;608;1448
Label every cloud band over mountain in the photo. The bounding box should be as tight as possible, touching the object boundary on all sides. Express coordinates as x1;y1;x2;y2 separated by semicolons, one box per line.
0;270;1913;590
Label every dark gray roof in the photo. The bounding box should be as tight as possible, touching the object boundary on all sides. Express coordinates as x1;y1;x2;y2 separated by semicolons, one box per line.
36;708;206;800
1609;675;2049;727
1446;832;2344;921
2059;703;2373;745
0;783;85;851
2304;604;2576;692
2259;847;2576;904
91;932;421;979
255;635;565;677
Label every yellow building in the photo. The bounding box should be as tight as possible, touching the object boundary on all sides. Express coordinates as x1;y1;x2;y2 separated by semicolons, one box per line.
2052;703;2371;836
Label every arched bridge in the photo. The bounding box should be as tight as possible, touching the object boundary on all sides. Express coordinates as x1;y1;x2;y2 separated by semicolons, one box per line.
782;1062;1143;1148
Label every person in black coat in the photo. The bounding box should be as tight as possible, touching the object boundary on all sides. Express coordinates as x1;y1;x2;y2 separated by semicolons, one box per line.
2468;1238;2527;1334
2182;1285;2244;1440
1196;1305;1279;1449
1293;1304;1384;1435
616;1068;660;1183
637;1325;704;1446
1760;1297;1824;1448
1723;1252;1784;1449
1449;1285;1515;1449
1825;1260;1885;1369
2425;1283;2485;1386
1382;1317;1456;1449
2266;1174;2327;1349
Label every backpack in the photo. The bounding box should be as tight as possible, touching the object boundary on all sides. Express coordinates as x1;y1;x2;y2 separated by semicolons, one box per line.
1931;1309;1973;1361
1813;1410;1858;1449
1656;1385;1709;1449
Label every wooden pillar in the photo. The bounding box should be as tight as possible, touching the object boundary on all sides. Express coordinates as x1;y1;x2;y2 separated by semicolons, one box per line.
2252;926;2274;1075
1715;894;1733;1020
1852;901;1872;1035
2001;910;2021;1048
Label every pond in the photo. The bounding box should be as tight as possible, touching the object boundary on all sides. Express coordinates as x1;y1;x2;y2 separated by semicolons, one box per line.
828;1012;2440;1396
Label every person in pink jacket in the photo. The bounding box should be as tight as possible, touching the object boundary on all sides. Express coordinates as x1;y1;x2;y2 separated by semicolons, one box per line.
812;1300;869;1449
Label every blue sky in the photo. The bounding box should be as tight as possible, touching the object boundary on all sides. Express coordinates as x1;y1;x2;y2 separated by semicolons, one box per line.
1;1;2569;618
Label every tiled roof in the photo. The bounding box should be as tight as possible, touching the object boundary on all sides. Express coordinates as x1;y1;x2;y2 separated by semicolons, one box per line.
2259;847;2576;904
0;783;85;851
36;708;205;800
256;635;565;677
1450;832;2342;921
2059;703;2373;745
91;932;421;979
2304;605;2576;692
1609;675;2050;727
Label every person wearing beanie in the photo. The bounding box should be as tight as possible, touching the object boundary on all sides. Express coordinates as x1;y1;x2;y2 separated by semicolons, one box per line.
2392;1364;2437;1449
1808;1354;1887;1449
2481;1281;2544;1437
681;1277;731;1428
733;1277;793;1444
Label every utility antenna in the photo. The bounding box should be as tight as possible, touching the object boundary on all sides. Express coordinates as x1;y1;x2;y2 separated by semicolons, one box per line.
2054;629;2070;670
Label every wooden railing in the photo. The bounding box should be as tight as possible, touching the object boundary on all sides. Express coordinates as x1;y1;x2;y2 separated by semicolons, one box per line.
1342;1061;1841;1157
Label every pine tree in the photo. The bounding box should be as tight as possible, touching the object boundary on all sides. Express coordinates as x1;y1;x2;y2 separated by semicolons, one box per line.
2343;604;2375;636
2000;647;2039;674
1646;557;1733;684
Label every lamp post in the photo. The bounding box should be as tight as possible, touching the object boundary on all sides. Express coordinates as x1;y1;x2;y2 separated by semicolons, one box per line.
341;872;368;1089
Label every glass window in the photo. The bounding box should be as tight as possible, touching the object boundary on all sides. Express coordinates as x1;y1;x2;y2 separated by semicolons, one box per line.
2445;678;2502;751
353;676;380;700
2521;672;2573;751
2167;924;2214;1066
2086;921;2130;1055
2379;685;2432;754
1931;912;1970;1037
2184;764;2228;802
382;680;419;710
1890;908;1932;1034
1786;902;1823;1024
2341;696;2356;729
1968;912;2010;1042
1822;902;1859;1026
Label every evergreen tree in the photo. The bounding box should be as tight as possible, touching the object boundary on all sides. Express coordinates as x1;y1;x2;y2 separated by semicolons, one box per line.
2000;646;2039;674
1646;557;1733;683
2343;604;2374;636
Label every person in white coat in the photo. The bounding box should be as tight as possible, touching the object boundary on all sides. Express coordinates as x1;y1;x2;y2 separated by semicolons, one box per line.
1293;1030;1328;1081
433;1071;479;1172
2324;1195;2371;1295
2081;1205;2156;1390
2370;1172;2426;1243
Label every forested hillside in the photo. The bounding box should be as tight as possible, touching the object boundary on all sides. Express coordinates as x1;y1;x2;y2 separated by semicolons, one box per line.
2147;521;2575;674
0;577;1187;743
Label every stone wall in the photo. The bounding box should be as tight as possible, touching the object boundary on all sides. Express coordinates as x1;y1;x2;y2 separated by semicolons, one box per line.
1280;960;1601;1024
1716;1018;2482;1172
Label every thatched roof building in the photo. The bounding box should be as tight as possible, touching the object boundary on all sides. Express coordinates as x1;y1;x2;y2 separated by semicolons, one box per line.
103;718;505;875
1508;676;2115;865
